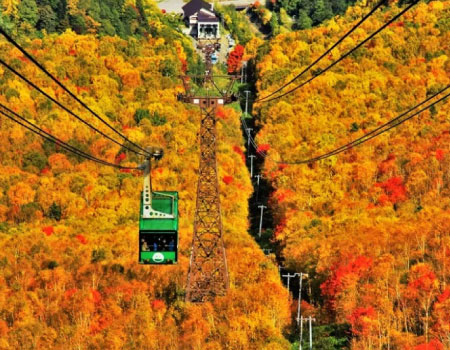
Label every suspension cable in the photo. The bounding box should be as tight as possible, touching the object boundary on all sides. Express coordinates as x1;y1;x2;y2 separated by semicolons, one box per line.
259;1;419;103
0;104;139;170
244;86;450;164
0;26;152;157
0;57;148;157
298;86;450;162
256;0;388;102
288;91;450;164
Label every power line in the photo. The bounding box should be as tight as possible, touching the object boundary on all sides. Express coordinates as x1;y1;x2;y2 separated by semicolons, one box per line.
243;86;450;164
0;57;147;157
259;1;419;103
0;104;139;170
240;114;267;157
0;26;152;157
256;0;388;102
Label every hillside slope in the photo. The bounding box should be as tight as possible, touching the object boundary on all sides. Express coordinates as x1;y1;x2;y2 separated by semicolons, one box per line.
0;6;291;350
253;1;450;349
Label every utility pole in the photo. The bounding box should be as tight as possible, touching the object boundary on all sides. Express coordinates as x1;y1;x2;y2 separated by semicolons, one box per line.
296;273;309;326
298;315;315;350
244;90;250;117
244;61;248;83
248;154;256;178
255;174;262;186
258;204;267;238
282;272;299;292
240;61;248;83
299;316;303;350
308;316;316;350
255;174;262;203
246;127;253;148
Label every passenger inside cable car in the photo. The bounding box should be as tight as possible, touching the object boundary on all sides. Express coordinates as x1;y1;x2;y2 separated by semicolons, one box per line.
140;233;177;252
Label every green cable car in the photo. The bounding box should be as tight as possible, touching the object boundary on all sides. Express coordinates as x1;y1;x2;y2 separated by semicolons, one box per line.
139;157;178;265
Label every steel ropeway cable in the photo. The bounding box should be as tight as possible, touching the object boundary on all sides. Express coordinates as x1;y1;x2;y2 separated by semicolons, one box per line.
0;103;140;170
257;0;419;103
256;0;389;102
0;57;149;157
0;27;152;157
243;85;450;164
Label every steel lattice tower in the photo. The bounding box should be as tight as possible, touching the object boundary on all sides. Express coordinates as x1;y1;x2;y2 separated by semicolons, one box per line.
180;42;238;302
186;99;229;302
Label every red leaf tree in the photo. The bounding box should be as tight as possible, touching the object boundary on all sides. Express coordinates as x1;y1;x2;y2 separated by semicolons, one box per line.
223;176;233;185
347;306;376;336
227;45;245;74
216;106;227;120
76;234;88;244
233;145;245;163
375;176;407;205
415;339;444;350
115;152;126;164
257;144;270;154
151;299;166;311
321;256;372;310
42;226;54;236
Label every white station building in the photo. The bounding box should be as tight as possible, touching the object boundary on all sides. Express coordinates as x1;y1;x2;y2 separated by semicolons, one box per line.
182;0;220;39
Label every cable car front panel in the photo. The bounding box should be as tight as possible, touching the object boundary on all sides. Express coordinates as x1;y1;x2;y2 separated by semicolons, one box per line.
139;191;178;265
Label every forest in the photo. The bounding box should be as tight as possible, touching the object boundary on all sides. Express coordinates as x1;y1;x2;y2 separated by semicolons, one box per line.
0;0;159;37
251;0;450;349
1;0;450;349
0;1;291;349
227;0;360;39
271;0;358;29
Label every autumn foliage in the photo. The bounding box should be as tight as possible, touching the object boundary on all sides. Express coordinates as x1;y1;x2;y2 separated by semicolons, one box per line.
347;307;376;336
227;44;245;73
415;339;444;350
0;4;290;350
223;175;234;185
375;176;407;205
253;1;450;349
42;226;54;236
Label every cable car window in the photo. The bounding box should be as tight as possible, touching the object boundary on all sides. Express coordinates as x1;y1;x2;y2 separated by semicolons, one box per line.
140;233;177;252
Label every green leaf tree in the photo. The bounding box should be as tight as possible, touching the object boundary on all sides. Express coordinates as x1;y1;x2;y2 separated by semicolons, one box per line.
18;0;39;27
296;9;312;29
